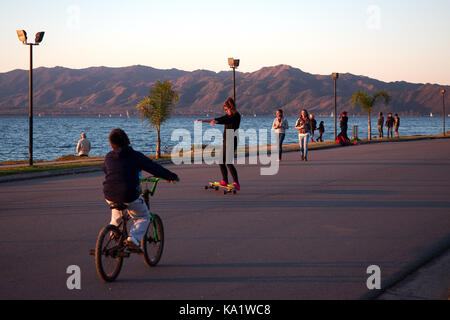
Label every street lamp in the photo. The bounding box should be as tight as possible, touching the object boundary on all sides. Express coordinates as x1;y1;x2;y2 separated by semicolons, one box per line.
16;30;45;166
332;72;339;140
442;89;446;136
228;58;239;104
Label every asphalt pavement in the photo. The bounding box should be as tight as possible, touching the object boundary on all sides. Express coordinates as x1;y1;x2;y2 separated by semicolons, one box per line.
0;138;449;299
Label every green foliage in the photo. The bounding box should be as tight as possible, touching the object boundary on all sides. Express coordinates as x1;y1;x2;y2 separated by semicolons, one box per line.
350;90;391;112
136;80;179;158
350;90;391;140
137;80;179;129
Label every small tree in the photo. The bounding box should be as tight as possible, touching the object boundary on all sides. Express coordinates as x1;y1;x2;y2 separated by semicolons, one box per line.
137;80;179;158
351;90;391;140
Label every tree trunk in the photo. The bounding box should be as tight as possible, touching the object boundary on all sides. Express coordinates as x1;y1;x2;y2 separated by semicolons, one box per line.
368;110;372;141
156;124;161;159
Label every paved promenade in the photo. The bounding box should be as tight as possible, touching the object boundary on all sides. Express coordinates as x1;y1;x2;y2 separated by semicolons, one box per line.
0;139;449;299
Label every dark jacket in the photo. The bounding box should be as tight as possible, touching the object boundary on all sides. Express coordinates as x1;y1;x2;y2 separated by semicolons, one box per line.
215;112;241;138
385;117;394;128
102;146;178;203
311;118;317;131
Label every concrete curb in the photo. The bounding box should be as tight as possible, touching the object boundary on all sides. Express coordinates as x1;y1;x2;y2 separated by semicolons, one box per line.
0;159;173;184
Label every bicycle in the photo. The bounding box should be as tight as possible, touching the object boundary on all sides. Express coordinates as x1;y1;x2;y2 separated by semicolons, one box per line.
90;177;171;282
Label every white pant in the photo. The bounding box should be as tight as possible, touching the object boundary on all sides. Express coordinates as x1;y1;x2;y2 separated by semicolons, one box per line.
298;133;310;158
106;195;150;242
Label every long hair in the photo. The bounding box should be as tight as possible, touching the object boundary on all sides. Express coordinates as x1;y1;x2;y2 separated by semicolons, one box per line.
300;109;309;120
224;97;236;112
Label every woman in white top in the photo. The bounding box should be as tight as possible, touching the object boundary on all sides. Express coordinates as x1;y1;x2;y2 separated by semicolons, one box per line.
272;109;289;161
294;109;311;161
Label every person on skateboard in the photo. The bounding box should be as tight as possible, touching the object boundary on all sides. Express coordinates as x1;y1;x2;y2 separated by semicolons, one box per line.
197;97;241;190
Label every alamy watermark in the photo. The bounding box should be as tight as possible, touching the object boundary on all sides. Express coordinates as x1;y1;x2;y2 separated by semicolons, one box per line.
170;122;280;175
66;5;81;31
66;265;81;290
366;265;381;290
366;5;381;30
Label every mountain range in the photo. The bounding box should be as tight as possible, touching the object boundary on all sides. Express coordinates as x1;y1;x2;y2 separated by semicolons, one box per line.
0;64;448;116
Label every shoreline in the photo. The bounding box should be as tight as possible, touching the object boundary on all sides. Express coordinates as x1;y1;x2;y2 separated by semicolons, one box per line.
1;133;449;183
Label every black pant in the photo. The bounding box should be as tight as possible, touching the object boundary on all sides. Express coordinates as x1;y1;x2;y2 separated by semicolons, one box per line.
340;126;348;140
219;138;239;185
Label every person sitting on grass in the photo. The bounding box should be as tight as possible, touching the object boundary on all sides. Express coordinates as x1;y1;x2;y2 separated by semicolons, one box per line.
102;128;178;250
76;132;91;157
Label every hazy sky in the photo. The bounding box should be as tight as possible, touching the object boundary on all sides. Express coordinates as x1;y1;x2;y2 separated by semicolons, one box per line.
1;0;449;85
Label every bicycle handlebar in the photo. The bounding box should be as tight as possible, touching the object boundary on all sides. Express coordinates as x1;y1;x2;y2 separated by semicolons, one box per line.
139;176;178;197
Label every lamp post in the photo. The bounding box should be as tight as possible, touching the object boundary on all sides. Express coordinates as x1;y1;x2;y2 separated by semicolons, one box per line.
16;30;45;166
332;72;339;140
228;58;239;104
442;89;446;136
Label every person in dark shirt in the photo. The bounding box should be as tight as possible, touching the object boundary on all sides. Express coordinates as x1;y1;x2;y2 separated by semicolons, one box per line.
102;128;178;249
339;111;349;140
197;97;241;190
378;112;384;138
385;113;395;138
317;121;325;142
310;114;317;142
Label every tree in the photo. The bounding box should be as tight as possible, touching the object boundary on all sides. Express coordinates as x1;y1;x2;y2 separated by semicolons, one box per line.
137;80;179;158
350;90;391;140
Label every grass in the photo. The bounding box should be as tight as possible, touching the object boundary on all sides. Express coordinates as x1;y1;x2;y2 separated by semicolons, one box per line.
0;162;101;177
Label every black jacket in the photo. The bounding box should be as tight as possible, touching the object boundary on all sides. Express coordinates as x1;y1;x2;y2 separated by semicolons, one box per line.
102;146;178;203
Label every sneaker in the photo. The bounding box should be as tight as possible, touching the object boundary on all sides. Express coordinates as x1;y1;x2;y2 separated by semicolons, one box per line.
125;236;142;251
219;180;228;186
231;182;240;191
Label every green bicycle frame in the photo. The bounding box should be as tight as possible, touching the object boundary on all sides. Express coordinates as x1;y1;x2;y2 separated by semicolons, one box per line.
139;177;163;241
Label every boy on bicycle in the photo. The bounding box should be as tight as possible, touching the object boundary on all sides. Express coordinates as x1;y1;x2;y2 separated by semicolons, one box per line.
102;128;178;250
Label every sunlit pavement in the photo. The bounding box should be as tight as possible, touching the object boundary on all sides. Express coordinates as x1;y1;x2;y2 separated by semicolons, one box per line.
0;139;449;299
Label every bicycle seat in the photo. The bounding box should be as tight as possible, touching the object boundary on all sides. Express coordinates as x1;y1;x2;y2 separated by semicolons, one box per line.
109;203;128;211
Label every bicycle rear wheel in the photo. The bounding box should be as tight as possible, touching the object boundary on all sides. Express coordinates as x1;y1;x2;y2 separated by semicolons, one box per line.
95;224;124;282
142;214;164;267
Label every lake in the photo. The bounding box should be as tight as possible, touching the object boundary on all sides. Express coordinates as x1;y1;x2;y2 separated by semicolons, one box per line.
0;115;446;162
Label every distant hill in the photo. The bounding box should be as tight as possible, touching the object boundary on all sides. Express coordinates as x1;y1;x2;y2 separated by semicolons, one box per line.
0;64;448;116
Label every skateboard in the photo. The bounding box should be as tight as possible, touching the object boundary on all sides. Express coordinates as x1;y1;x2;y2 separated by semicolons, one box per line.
204;181;237;195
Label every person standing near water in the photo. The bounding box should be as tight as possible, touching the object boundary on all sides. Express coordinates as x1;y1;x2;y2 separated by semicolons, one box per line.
196;97;241;190
76;132;91;157
272;109;289;161
394;114;400;138
378;112;384;138
339;111;349;140
385;113;394;138
295;109;311;161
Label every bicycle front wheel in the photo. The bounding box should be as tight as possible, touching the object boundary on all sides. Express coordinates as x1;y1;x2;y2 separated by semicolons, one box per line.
95;224;124;282
142;214;164;267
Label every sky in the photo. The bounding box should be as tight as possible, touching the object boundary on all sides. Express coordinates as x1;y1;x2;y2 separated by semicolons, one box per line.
1;0;449;85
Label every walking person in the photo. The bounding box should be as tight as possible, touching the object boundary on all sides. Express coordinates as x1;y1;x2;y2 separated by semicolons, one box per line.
394;113;400;138
295;109;311;161
310;114;317;142
196;97;241;190
272;109;289;161
317;121;325;142
377;112;384;138
76;132;91;157
385;113;394;138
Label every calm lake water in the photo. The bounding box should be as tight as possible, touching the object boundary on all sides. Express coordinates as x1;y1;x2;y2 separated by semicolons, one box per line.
0;115;446;162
